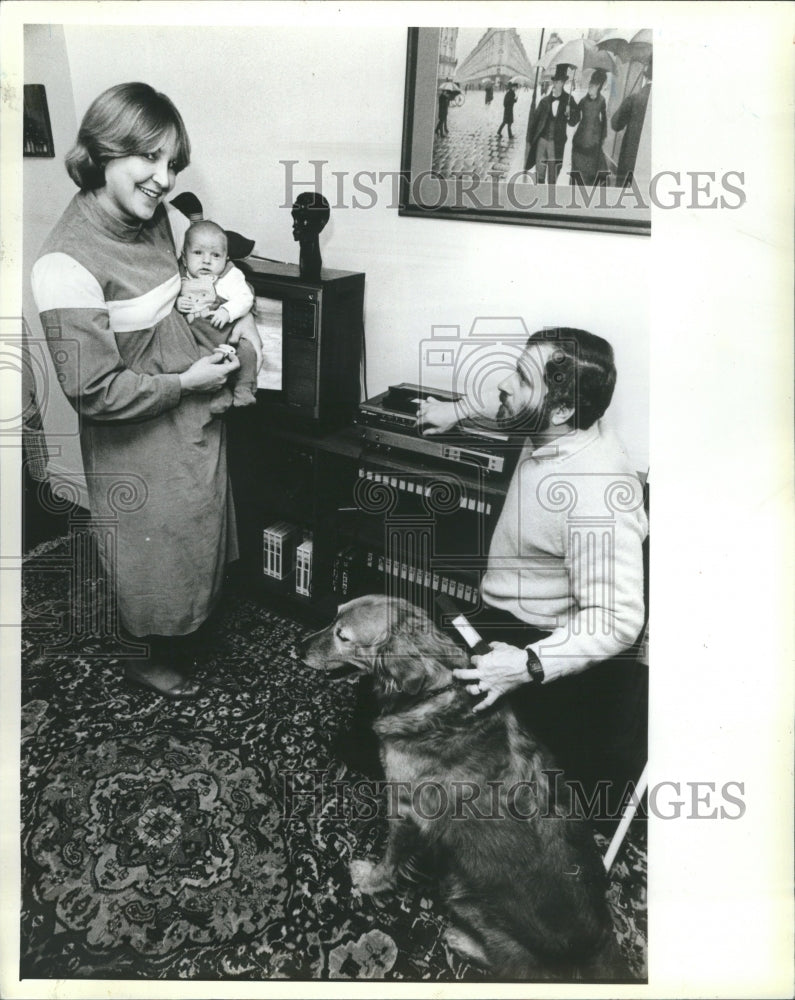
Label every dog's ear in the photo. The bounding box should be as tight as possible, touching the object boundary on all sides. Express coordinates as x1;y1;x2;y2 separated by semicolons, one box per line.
372;601;466;697
373;643;426;696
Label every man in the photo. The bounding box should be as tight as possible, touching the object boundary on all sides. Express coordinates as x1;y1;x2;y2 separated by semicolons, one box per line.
611;58;652;188
417;328;648;817
435;89;450;138
525;64;581;183
496;81;519;139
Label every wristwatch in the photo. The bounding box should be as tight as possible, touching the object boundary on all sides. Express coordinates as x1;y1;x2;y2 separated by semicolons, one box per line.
525;647;545;684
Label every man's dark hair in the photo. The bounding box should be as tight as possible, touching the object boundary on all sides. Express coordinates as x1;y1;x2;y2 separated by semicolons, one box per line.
527;327;616;429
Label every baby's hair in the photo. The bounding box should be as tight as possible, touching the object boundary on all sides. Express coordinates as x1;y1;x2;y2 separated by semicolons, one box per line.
65;82;190;191
184;220;228;253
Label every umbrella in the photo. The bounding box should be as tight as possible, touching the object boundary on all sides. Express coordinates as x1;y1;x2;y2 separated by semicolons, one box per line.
439;81;462;94
481;77;493;85
596;31;632;62
542;37;617;74
597;29;652;65
628;28;652;65
509;74;532;85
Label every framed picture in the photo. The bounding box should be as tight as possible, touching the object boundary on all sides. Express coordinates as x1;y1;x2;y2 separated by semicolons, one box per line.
400;27;652;236
23;84;55;157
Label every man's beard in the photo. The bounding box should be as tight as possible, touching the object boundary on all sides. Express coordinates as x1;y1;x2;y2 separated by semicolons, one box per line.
497;394;552;435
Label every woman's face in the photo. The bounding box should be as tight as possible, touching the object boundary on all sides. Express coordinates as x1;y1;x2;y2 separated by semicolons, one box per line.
96;130;179;224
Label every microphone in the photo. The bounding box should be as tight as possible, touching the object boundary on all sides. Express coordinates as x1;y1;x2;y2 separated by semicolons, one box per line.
435;594;492;656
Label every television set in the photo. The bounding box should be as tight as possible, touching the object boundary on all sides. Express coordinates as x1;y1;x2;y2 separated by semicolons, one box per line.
236;256;365;426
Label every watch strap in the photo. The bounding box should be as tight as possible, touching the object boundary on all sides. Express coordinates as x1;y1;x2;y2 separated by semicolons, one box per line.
525;647;545;684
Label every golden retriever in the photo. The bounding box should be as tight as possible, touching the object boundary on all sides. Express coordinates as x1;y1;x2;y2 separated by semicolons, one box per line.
301;595;629;981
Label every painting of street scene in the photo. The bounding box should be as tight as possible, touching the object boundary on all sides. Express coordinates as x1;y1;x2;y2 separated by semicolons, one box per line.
432;28;652;190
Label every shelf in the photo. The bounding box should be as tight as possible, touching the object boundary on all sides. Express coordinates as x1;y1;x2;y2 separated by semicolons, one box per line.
228;411;509;614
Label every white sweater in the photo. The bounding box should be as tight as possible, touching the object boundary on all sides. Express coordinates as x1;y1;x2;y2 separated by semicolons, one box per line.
481;420;648;681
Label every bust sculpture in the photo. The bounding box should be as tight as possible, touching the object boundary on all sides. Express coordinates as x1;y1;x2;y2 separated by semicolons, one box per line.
291;192;330;280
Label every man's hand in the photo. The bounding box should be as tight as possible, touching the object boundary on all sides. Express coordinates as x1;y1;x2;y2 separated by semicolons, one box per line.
452;641;531;712
209;306;230;329
415;397;460;436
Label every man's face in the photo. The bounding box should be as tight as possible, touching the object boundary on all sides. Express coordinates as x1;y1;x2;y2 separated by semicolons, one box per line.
496;342;553;430
551;79;564;97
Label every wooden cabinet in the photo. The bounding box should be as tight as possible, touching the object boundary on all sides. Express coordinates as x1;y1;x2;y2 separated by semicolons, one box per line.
226;404;514;623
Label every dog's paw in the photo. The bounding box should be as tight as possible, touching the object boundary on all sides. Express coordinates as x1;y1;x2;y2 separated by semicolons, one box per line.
443;926;489;966
349;859;394;895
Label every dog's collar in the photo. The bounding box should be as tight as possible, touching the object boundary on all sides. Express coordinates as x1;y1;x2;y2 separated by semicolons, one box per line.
381;681;458;714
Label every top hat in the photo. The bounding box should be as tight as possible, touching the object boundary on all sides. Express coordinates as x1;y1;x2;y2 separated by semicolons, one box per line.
552;64;571;82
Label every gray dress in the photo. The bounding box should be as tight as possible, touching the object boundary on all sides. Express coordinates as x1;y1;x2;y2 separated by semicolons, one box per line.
32;192;237;636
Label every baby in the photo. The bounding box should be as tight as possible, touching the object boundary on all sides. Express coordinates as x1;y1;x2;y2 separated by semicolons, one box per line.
176;220;259;410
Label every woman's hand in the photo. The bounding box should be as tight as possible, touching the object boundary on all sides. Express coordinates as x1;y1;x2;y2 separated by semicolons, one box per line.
415;397;461;435
179;352;240;394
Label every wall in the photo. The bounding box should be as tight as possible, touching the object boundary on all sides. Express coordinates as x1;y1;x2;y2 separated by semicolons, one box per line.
22;25;84;501
27;24;649;479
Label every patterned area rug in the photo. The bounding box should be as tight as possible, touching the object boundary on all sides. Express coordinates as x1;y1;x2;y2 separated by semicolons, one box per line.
20;537;647;982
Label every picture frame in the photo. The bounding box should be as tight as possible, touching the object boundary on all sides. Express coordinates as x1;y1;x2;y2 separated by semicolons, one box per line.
23;84;55;158
399;27;652;236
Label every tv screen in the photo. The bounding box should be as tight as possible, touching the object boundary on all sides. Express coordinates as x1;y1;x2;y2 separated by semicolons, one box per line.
254;295;283;391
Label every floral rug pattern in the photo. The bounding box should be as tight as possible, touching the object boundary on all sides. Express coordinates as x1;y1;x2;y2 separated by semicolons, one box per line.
20;537;647;982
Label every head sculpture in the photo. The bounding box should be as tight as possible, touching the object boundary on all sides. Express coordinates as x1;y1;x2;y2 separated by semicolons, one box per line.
292;192;330;241
291;191;330;279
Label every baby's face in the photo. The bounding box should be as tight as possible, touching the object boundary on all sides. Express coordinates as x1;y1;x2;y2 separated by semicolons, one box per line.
184;232;228;278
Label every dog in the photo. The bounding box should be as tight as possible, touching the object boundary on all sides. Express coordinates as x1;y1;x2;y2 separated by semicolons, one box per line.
301;595;630;981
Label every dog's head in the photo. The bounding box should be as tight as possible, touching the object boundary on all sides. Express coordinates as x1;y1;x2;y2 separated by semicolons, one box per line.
300;595;468;701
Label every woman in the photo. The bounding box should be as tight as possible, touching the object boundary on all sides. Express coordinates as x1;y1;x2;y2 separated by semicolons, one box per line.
570;68;609;188
31;82;249;697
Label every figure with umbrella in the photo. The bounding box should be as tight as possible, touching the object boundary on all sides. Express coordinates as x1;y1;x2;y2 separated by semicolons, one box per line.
570;67;610;188
483;77;494;106
435;80;460;138
497;79;520;140
610;55;652;187
525;63;581;182
595;30;653;184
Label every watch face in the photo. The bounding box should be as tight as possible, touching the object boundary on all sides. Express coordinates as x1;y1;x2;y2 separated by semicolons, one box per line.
526;649;544;682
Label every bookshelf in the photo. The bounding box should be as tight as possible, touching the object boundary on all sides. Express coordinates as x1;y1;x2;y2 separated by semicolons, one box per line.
226;403;514;623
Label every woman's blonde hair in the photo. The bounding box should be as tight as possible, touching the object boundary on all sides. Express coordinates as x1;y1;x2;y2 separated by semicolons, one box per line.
65;82;190;191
